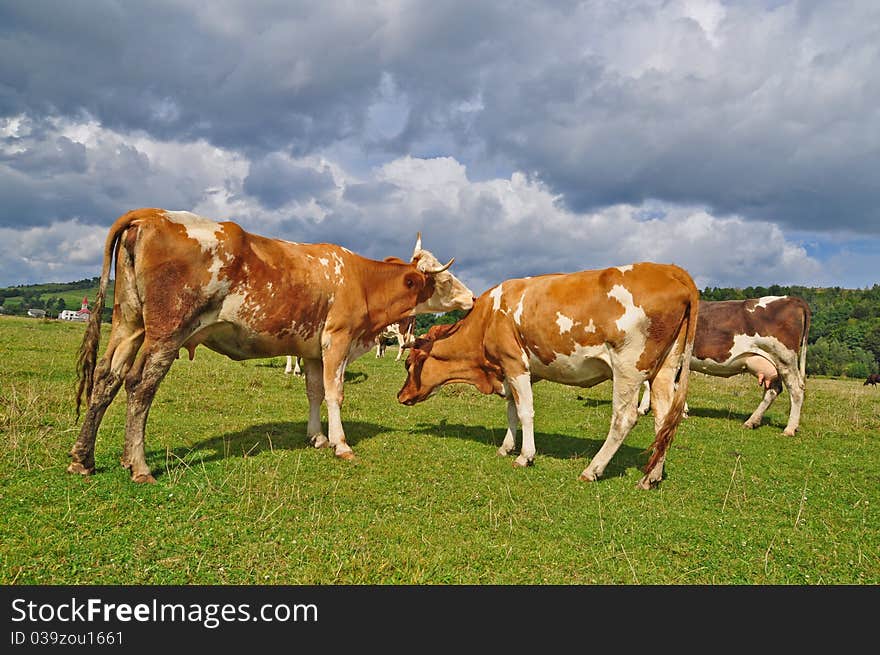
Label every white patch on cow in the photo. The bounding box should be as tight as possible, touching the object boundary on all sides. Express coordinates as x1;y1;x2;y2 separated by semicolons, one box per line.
331;252;344;279
205;255;230;296
319;258;329;267
513;294;525;325
556;312;574;334
521;350;529;367
606;284;650;374
584;318;596;333
528;342;613;387
748;296;787;312
162;210;223;254
692;333;793;376
489;284;504;311
616;265;633;273
608;285;646;334
218;291;248;323
341;246;353;254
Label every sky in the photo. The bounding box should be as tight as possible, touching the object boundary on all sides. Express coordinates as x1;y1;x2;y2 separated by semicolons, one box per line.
1;0;878;294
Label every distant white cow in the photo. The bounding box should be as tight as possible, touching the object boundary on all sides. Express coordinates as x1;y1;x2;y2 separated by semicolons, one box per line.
285;355;302;376
638;296;811;436
374;317;416;361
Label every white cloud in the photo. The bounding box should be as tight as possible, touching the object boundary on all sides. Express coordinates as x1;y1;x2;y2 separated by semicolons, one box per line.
0;118;863;292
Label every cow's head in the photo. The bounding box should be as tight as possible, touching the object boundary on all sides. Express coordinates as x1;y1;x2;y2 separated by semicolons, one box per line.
397;322;499;405
410;233;474;314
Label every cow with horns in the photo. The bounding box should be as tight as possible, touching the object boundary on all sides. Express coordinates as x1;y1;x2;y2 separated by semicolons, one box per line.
398;263;700;489
70;210;474;482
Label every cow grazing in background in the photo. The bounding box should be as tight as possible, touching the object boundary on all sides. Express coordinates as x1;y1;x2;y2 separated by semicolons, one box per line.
865;373;880;386
285;355;302;376
398;263;700;489
638;296;811;436
375;317;416;360
70;208;474;483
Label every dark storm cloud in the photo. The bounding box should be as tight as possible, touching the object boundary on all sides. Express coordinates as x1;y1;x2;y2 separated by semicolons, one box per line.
243;154;337;209
1;0;879;288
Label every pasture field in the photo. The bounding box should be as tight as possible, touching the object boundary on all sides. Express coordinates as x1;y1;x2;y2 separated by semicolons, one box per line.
1;315;877;584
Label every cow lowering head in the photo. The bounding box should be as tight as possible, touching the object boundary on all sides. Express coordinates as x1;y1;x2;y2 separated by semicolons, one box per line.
411;233;475;314
398;322;500;405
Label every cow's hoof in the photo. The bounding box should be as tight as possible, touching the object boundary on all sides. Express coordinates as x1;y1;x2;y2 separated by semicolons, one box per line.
636;476;657;490
66;462;94;476
310;434;330;449
782;428;797;437
743;421;759;430
512;455;533;467
497;447;512;457
578;469;598;482
131;473;157;484
336;450;355;461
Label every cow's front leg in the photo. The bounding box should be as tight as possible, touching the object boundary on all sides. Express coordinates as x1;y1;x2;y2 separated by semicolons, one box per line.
497;380;518;457
302;358;328;449
506;373;535;467
321;339;354;460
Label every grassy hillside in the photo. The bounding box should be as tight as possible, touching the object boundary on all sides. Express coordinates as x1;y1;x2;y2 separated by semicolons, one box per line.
1;315;877;584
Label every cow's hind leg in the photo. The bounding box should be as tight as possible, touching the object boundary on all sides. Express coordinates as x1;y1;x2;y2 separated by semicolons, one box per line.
579;373;642;482
302;358;328;449
68;328;144;475
779;366;804;437
638;362;679;488
120;342;178;483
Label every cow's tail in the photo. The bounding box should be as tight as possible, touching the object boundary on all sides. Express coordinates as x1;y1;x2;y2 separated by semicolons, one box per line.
75;213;135;419
798;298;811;382
643;283;699;477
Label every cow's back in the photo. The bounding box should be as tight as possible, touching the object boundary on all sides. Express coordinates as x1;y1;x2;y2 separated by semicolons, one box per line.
120;209;349;359
482;263;696;385
693;296;809;364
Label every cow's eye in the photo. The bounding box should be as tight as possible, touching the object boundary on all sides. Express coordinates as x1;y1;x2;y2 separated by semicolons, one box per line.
406;278;415;288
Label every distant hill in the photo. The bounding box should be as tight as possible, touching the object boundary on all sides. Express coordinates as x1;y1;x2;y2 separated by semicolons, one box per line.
3;278;877;377
0;277;114;322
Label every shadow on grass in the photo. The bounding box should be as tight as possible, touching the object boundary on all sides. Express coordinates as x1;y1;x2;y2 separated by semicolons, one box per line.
575;395;612;408
252;361;369;385
413;419;649;479
152;419;385;479
681;405;788;430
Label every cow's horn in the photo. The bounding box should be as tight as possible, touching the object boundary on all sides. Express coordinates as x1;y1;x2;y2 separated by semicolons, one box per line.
423;257;454;274
412;232;422;260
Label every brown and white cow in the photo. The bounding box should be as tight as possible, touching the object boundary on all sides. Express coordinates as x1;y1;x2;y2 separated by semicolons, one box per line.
398;263;700;489
638;296;810;436
375;317;416;360
70;208;474;483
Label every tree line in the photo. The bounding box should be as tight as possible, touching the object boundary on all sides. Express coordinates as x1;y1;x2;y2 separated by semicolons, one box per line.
2;278;878;378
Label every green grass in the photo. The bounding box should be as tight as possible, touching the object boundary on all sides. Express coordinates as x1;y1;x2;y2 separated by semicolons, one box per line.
1;315;877;584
